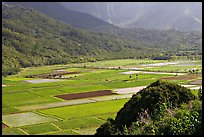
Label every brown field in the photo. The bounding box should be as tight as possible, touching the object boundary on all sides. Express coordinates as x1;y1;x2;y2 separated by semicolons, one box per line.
54;90;114;100
160;74;201;81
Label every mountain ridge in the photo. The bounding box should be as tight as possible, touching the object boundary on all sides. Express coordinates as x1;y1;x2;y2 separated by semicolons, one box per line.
2;3;202;76
5;2;115;30
61;2;202;32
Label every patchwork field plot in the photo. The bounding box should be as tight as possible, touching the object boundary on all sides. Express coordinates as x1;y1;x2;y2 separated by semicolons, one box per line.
38;99;129;120
52;117;105;130
160;74;202;80
55;90;114;100
2;112;58;127
89;94;132;102
24;79;61;83
20;123;59;135
17;98;96;111
115;86;147;94
2;127;26;135
44;130;80;135
2;92;59;107
74;126;100;135
2;59;202;135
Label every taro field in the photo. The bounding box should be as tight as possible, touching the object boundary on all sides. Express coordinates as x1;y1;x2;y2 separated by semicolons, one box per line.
2;59;202;135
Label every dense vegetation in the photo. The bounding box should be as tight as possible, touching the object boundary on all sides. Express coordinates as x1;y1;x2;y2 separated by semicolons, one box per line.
2;4;202;76
6;2;115;29
95;80;202;135
94;26;202;56
2;4;156;76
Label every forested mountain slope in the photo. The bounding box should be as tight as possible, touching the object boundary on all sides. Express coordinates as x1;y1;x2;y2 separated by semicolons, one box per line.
6;2;115;30
93;26;202;54
2;4;202;76
2;4;156;76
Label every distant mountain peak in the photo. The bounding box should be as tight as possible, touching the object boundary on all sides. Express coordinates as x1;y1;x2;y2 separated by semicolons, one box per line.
61;2;202;32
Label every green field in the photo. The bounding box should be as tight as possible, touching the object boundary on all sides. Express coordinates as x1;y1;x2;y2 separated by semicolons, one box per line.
37;99;128;120
2;59;202;135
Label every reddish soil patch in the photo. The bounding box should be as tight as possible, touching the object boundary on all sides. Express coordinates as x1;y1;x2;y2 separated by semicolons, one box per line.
2;123;8;129
160;74;201;81
55;90;114;100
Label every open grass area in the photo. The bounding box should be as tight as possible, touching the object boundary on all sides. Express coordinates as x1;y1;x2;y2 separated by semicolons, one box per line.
3;92;59;107
52;117;105;130
2;106;20;115
74;126;100;135
69;59;167;68
45;129;80;135
20;123;59;135
38;99;129;120
2;127;26;135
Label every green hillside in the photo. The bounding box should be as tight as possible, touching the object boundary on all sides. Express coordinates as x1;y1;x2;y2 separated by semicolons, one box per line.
2;4;202;76
2;4;157;76
6;2;115;29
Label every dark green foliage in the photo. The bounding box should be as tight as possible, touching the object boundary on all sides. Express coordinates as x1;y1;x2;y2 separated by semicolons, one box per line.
115;80;195;127
156;101;202;135
152;56;172;60
2;66;21;77
95;80;201;135
7;2;115;30
95;118;121;135
2;4;159;76
198;88;202;100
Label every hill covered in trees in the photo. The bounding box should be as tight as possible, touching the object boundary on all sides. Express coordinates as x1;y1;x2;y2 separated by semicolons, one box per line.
95;80;202;135
2;4;202;76
6;2;115;30
2;4;159;76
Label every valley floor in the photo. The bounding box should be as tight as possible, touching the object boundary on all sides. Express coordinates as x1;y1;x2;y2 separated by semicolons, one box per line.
2;59;202;135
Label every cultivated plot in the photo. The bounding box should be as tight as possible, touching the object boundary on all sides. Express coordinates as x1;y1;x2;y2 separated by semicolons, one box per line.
24;79;61;83
2;112;58;127
115;86;147;94
38;99;129;120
